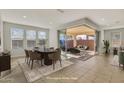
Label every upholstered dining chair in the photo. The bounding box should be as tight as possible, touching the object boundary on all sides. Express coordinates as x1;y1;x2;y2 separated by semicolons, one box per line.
56;48;62;62
24;49;30;64
48;48;62;70
28;50;43;70
49;47;54;50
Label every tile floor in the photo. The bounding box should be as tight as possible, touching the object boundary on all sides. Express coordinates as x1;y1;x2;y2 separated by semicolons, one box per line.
0;54;124;83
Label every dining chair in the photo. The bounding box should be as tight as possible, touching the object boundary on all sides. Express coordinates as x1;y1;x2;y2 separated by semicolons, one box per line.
49;47;54;50
56;48;62;63
48;48;62;70
24;49;30;64
28;50;43;70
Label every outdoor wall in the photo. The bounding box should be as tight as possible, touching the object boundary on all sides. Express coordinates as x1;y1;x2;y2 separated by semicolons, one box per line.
77;40;94;50
66;40;74;49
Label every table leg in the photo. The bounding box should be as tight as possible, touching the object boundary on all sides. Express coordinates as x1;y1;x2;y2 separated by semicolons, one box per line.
44;54;52;65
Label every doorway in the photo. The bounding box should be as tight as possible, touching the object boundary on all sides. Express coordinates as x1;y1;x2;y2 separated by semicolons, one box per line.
58;25;98;59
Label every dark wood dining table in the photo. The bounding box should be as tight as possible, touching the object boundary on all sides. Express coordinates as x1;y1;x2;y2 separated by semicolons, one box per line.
34;48;56;65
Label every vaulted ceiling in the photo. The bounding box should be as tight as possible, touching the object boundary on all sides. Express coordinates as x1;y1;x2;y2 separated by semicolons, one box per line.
0;9;124;29
66;26;95;36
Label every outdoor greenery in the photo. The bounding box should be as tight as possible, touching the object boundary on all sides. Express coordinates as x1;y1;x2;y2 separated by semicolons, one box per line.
103;40;110;54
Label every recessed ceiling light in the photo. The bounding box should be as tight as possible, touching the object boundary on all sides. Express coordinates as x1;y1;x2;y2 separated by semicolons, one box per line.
23;16;27;18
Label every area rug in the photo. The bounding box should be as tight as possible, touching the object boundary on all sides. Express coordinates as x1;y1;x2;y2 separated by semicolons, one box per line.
67;57;81;63
110;55;119;67
77;54;94;61
66;53;81;58
67;54;94;63
0;78;15;83
18;59;73;83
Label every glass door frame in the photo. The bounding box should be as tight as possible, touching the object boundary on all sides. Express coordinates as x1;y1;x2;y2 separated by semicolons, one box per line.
58;24;99;59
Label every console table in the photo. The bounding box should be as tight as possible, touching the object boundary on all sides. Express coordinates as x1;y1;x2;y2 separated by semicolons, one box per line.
0;54;11;76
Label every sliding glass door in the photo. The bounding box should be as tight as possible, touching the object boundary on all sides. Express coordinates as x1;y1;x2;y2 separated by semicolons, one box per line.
58;29;67;58
11;28;24;49
58;25;98;59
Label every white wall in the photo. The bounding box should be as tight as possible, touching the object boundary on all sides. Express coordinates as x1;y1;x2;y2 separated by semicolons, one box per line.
98;27;124;54
0;14;3;52
0;15;2;51
49;28;58;48
104;28;124;48
98;29;104;54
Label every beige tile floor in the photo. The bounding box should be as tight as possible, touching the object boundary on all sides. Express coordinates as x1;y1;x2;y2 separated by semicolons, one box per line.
0;54;124;83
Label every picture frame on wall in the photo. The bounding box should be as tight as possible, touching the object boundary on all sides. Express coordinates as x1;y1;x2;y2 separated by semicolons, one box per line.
111;32;121;47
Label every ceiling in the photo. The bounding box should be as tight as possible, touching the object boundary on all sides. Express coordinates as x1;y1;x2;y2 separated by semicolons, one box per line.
66;25;95;36
0;9;124;29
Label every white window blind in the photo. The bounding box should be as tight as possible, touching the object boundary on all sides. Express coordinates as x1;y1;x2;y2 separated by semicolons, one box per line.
38;31;47;45
26;30;36;48
11;28;24;49
76;35;87;40
88;36;94;40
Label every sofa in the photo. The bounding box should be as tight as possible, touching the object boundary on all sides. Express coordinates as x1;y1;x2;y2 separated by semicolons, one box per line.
68;48;80;54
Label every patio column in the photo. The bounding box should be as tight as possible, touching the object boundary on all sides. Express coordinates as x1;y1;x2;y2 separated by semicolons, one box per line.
73;35;77;47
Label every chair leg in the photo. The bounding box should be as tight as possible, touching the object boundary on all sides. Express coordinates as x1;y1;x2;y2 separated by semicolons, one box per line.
27;58;29;64
27;58;30;64
28;59;31;66
25;57;27;63
59;59;62;67
41;60;43;66
53;61;55;70
31;60;34;70
123;64;124;70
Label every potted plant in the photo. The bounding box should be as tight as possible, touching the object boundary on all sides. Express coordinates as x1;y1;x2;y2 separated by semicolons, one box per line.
103;40;110;54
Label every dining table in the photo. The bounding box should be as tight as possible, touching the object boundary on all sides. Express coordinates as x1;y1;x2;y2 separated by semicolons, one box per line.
34;48;56;66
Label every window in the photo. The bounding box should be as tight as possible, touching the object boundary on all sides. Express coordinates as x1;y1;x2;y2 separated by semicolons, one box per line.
76;35;87;40
88;36;94;40
11;28;24;49
26;30;36;48
38;31;47;45
67;36;73;40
